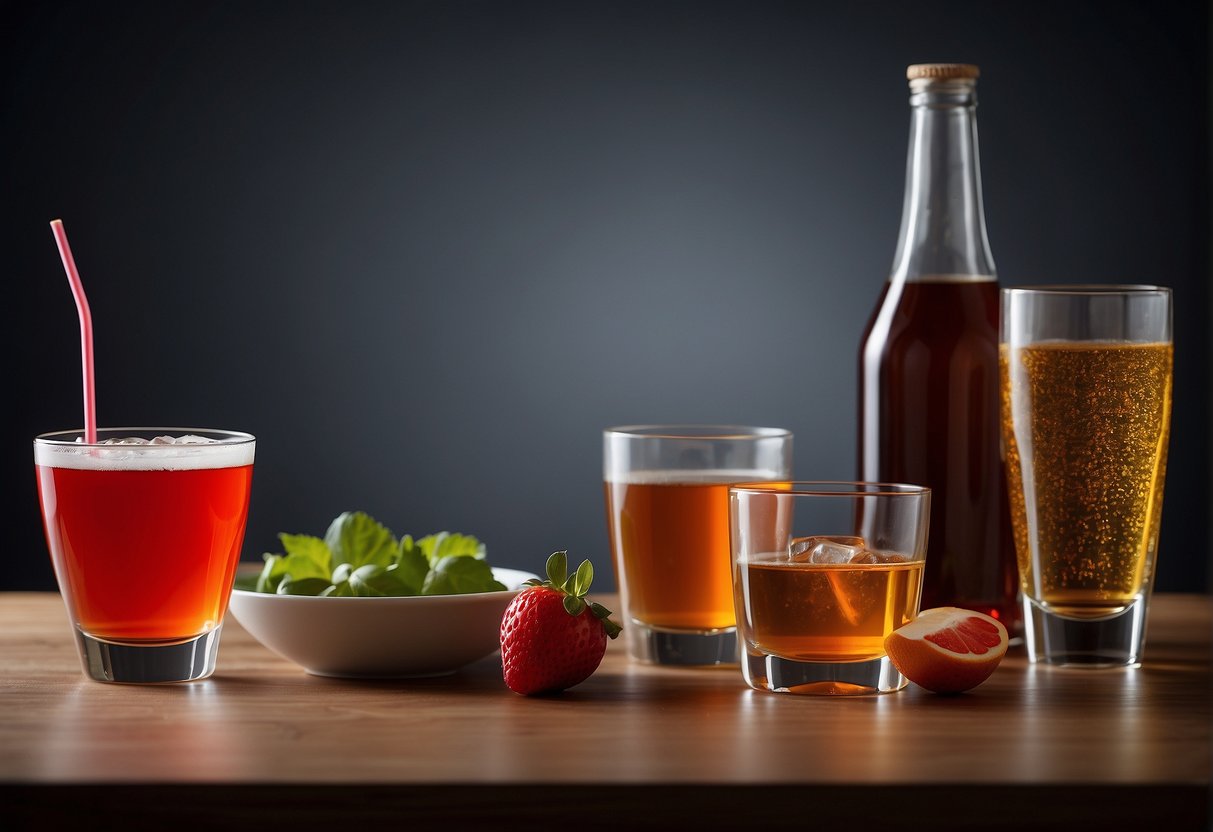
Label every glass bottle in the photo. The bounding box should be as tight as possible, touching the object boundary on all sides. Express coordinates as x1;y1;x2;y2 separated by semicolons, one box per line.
858;63;1021;633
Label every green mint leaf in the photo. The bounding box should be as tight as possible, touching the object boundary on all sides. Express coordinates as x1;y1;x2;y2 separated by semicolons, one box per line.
253;535;332;594
421;556;505;596
265;552;331;585
347;564;418;598
323;580;354;597
349;563;390;597
381;564;422;597
276;577;333;596
573;560;593;597
562;593;586;616
256;554;288;593
278;534;333;574
324;511;398;569
546;551;567;588
331;562;353;585
418;532;486;563
256;515;508;598
417;532;442;562
392;539;429;595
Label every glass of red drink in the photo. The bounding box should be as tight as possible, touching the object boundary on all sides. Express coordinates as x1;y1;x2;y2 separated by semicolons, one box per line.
34;427;255;683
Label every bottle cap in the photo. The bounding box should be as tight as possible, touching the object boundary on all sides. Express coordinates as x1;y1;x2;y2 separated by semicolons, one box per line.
907;64;980;80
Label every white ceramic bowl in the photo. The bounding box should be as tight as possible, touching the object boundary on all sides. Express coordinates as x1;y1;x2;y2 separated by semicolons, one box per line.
227;567;537;678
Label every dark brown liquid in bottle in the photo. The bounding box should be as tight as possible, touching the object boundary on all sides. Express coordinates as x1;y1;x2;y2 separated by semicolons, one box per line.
859;278;1021;633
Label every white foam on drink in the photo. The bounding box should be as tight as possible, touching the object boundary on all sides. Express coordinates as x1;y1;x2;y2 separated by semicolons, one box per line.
605;469;783;485
35;434;255;471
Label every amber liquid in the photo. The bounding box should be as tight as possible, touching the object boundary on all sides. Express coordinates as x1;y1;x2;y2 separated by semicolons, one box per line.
859;278;1020;631
604;477;745;631
36;464;254;641
739;555;924;662
1001;342;1172;618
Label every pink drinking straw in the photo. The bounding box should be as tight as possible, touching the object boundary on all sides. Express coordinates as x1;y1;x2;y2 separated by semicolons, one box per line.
49;219;97;444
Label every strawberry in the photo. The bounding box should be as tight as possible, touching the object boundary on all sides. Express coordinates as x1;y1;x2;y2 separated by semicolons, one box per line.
500;551;622;695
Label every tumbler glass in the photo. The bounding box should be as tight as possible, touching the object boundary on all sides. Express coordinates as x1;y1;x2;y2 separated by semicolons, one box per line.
604;425;792;665
35;427;255;683
731;481;930;695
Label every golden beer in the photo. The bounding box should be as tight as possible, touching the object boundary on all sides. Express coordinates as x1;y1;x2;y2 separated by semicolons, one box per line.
1000;342;1172;618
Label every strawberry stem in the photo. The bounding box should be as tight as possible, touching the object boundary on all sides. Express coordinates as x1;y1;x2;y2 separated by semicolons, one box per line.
525;551;622;639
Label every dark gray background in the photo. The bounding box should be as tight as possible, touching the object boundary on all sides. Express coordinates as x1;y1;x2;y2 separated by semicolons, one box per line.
6;1;1209;594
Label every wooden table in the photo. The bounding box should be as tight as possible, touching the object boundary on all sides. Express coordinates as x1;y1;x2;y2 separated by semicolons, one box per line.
2;593;1209;831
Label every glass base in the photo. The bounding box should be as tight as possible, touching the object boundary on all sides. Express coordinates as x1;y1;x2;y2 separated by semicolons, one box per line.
1023;594;1147;668
77;626;223;683
627;620;738;666
742;651;906;695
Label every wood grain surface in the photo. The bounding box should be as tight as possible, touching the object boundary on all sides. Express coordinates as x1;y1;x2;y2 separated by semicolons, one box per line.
1;592;1209;830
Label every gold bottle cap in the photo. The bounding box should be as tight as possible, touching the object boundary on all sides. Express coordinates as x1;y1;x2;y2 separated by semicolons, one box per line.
906;63;980;81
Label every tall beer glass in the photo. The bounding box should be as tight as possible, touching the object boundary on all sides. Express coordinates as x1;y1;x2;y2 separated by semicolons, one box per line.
604;426;792;665
1000;287;1171;666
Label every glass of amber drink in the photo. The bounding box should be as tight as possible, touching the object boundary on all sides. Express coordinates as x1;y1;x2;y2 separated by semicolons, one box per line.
1001;286;1172;667
604;426;792;665
730;482;930;695
35;428;255;683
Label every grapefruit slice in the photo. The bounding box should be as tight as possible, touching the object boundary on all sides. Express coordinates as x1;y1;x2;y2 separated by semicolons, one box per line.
884;607;1009;694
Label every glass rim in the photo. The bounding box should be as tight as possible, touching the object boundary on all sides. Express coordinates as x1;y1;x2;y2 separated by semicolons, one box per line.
1003;284;1171;297
730;480;931;497
34;427;255;448
604;424;792;440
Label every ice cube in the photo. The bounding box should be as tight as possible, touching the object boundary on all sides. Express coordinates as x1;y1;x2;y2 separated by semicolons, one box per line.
171;435;217;444
788;535;866;564
93;434;218;446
